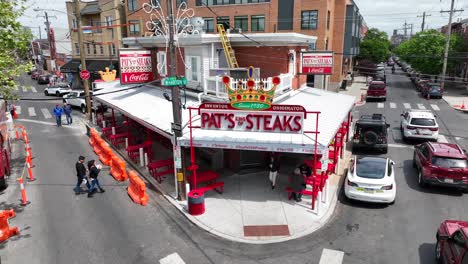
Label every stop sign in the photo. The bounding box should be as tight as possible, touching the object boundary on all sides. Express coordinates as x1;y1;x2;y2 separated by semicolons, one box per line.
80;70;90;80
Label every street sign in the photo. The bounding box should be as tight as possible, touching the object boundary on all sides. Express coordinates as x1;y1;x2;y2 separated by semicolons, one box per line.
171;122;182;132
80;70;90;80
162;76;187;86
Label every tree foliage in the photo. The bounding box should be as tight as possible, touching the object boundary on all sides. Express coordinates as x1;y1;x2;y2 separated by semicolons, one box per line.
394;29;463;75
358;28;391;63
0;0;33;100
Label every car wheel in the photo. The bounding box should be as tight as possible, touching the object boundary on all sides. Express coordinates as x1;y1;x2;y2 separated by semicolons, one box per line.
81;105;86;114
44;91;49;96
418;171;427;187
412;154;417;168
435;240;442;264
363;131;378;145
56;91;60;96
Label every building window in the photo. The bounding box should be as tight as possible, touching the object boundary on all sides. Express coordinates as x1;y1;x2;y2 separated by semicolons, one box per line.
301;10;318;30
186;56;201;82
93;44;97;54
128;0;137;11
251;15;265;32
157;51;167;76
75;43;80;54
176;0;187;6
129;20;140;35
72;19;77;29
203;17;214;32
234;16;248;32
109;44;116;56
234;0;248;3
100;45;104;54
217;16;230;30
106;16;113;27
86;43;90;54
327;10;330;30
217;0;230;4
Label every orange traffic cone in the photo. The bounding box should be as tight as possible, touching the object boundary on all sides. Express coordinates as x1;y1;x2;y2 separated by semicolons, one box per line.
13;108;18;119
18;178;30;206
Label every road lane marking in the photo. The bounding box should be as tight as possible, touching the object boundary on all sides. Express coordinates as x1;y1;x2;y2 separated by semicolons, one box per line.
390;102;396;109
403;103;411;109
377;103;384;108
431;104;440;111
16;106;21;114
417;104;426;110
159;253;185;264
41;108;52;119
319;248;344;264
438;135;449;143
31;86;37;93
28;107;36;117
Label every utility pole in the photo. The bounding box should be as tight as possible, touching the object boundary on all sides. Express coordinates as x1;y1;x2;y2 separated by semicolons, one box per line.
440;1;464;90
74;0;92;116
404;21;407;37
417;12;431;32
167;0;185;201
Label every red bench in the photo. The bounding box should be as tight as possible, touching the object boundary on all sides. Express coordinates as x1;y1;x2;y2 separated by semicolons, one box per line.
126;141;152;163
109;132;130;148
196;182;224;194
188;170;224;194
147;158;173;183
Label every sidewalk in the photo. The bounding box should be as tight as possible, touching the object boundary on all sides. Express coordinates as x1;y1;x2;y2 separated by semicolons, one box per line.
338;76;367;105
442;80;468;112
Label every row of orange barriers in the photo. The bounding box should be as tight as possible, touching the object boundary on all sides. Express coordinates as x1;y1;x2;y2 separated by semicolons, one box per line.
89;128;147;206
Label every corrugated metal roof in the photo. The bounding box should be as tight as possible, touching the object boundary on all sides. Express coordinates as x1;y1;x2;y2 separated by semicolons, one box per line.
80;2;101;15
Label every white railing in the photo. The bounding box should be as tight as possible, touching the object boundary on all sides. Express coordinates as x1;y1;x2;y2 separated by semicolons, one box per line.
204;73;294;99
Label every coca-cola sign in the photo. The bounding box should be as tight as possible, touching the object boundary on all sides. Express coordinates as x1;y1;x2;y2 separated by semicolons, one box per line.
300;51;333;75
119;49;154;84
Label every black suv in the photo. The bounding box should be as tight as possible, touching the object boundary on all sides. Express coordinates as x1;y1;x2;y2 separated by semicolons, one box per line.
352;114;390;153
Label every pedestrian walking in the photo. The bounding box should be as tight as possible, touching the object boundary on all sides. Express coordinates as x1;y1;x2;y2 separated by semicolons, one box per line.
53;104;63;127
63;103;73;125
75;156;90;194
267;153;280;189
87;160;105;198
290;167;306;202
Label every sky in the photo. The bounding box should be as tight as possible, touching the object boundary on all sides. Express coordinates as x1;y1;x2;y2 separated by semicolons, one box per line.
19;0;468;39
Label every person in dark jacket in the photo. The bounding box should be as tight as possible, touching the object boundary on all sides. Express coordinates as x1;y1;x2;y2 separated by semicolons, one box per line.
63;103;73;125
75;156;90;194
290;167;306;202
53;104;63;127
268;153;280;189
87;160;105;197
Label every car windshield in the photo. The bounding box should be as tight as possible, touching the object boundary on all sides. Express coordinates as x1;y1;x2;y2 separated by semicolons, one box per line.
369;84;385;89
429;86;441;92
431;157;468;169
356;158;387;179
410;118;436;126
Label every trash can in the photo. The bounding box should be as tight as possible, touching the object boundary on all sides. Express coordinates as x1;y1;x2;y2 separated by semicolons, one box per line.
188;190;205;216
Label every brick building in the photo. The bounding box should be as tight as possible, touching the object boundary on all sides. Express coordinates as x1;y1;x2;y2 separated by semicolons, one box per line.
124;0;365;91
441;18;468;82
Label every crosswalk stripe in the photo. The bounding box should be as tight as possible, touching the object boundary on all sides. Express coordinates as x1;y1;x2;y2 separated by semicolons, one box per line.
28;107;36;117
41;108;52;119
417;104;426;110
31;86;37;93
403;103;411;109
390;102;396;109
319;248;344;264
431;104;440;111
16;106;21;115
159;253;185;264
22;86;28;93
377;103;384;108
438;135;449;143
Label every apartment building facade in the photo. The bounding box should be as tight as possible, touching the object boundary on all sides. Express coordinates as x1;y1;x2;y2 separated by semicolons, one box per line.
125;0;364;90
63;0;127;85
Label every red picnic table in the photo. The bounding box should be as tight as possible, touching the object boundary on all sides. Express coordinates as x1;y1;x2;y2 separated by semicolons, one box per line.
126;141;153;163
109;132;130;148
147;158;173;183
188;170;224;194
102;125;128;139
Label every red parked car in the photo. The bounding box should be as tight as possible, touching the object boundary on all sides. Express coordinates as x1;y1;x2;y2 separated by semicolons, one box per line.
366;81;387;101
31;71;39;80
416;79;430;92
413;142;468;191
436;220;468;264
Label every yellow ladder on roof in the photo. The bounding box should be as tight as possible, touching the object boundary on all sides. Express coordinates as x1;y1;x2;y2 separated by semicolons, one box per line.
217;24;239;68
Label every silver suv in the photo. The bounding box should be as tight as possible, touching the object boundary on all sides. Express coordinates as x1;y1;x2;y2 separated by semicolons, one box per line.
63;90;106;113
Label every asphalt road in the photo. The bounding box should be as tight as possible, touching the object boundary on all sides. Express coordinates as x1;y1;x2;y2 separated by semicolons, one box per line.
2;72;468;264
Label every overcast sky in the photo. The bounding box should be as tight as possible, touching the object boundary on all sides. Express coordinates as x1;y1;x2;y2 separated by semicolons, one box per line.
20;0;468;38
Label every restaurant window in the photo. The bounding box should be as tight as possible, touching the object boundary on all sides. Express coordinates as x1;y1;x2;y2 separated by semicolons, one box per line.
129;20;140;35
251;15;265;32
75;43;80;55
217;16;230;30
128;0;137;11
301;10;318;30
234;16;248;32
203;17;214;32
186;56;201;82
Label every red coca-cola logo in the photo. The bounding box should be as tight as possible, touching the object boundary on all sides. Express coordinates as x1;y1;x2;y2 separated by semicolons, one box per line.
122;72;153;84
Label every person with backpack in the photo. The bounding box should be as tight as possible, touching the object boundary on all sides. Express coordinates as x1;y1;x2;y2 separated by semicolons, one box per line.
53;104;63;127
87;160;105;198
75;156;90;194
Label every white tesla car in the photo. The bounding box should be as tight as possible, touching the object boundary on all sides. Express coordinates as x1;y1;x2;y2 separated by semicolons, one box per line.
344;156;396;204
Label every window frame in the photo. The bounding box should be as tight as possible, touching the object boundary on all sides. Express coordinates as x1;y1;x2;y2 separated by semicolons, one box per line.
129;20;141;35
157;51;167;76
75;43;80;55
186;56;201;82
203;17;214;32
217;16;230;30
105;16;113;27
127;0;137;11
93;44;97;55
100;45;104;55
301;10;318;30
251;15;265;32
234;16;248;32
86;43;90;54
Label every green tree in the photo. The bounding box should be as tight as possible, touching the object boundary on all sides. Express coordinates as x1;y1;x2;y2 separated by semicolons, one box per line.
0;0;33;100
358;28;391;63
394;29;462;75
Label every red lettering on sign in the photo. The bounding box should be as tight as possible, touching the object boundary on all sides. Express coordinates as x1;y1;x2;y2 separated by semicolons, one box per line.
226;113;235;129
293;116;302;131
263;115;273;131
246;115;254;129
272;115;283;131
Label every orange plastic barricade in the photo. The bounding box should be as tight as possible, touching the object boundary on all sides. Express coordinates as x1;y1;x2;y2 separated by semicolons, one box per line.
99;144;113;166
88;128;97;147
127;171;148;206
109;155;128;181
0;209;19;242
94;137;104;156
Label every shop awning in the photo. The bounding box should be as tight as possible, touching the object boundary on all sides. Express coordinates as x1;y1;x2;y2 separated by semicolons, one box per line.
87;60;118;73
60;59;81;73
